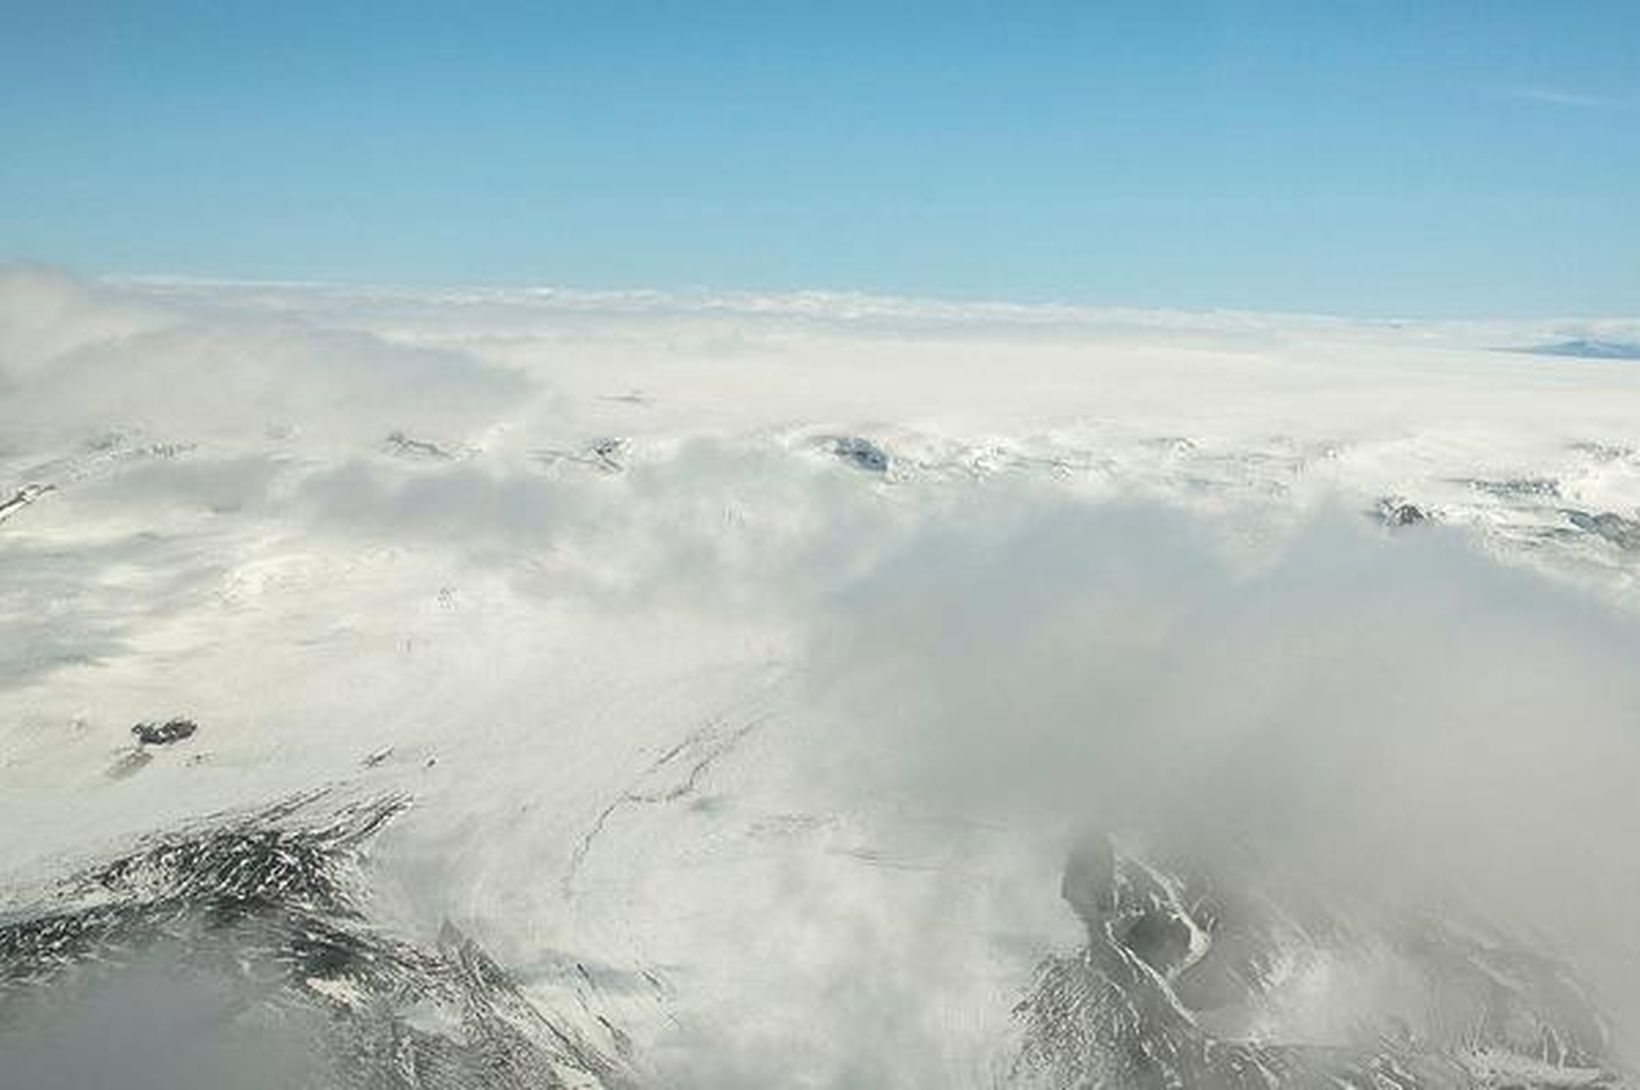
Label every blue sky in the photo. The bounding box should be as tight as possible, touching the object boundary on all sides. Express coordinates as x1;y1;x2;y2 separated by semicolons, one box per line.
3;2;1637;315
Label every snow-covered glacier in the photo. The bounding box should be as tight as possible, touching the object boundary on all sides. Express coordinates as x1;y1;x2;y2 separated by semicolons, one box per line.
5;267;1640;1087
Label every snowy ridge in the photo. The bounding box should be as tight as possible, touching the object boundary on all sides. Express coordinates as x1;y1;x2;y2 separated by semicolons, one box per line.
1017;838;1622;1088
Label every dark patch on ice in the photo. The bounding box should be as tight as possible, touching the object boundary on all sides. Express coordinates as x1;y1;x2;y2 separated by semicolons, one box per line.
587;437;627;472
0;791;637;1089
1518;339;1640;361
1464;477;1562;500
0;482;55;525
132;718;199;746
831;436;890;473
1570;441;1633;462
1374;498;1431;528
533;437;627;474
107;747;155;780
384;430;455;460
1565;509;1640;551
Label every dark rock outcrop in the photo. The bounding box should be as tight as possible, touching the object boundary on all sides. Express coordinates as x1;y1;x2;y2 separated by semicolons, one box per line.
832;436;890;474
131;718;199;746
1566;510;1640;551
1014;838;1624;1089
0;792;636;1090
1375;498;1431;528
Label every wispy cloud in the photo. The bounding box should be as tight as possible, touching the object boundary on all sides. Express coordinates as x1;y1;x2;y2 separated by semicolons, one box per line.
1506;85;1636;111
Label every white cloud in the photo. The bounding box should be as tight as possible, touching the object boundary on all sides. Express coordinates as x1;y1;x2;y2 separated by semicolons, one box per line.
2;265;530;455
1506;85;1636;111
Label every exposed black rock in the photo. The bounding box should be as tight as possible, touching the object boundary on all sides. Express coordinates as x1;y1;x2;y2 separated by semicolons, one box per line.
1465;477;1562;500
0;483;55;525
1566;509;1640;551
588;437;627;472
1014;838;1625;1089
131;718;199;746
1375;498;1430;527
0;792;636;1089
832;436;890;473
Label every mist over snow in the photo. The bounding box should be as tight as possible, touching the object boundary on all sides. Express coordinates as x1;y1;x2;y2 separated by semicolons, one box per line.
6;265;1640;1087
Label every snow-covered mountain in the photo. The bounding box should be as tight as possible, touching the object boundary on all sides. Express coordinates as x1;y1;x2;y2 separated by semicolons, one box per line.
5;266;1640;1087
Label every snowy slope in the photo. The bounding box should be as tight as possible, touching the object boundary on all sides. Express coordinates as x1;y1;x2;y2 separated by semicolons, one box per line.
4;267;1640;1087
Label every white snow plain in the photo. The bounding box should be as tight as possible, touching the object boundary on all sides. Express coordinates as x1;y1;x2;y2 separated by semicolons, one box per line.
5;265;1640;1086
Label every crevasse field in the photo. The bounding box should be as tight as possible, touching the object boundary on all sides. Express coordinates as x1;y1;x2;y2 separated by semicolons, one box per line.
5;265;1640;1087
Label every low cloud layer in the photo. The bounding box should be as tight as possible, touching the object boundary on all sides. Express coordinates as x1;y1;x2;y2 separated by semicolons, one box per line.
1;266;527;454
810;500;1640;937
612;502;1640;1085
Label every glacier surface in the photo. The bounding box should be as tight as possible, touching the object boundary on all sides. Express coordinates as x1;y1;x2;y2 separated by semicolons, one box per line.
5;268;1640;1086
